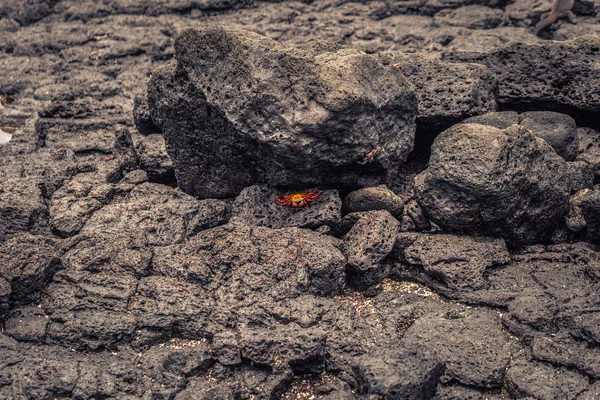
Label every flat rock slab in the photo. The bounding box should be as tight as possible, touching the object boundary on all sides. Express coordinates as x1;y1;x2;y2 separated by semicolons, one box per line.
231;185;342;230
82;182;231;246
145;25;417;198
445;36;600;122
403;233;509;291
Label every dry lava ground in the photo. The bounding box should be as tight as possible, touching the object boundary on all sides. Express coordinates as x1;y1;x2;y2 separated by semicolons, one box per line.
1;0;600;399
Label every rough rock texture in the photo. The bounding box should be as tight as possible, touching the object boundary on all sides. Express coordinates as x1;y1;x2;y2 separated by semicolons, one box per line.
134;133;175;183
415;123;571;245
445;36;600;127
82;182;231;246
519;111;579;161
343;210;399;290
231;185;342;230
377;52;498;138
578;127;600;179
403;234;510;291
146;25;418;198
464;110;581;161
343;186;405;219
2;0;600;398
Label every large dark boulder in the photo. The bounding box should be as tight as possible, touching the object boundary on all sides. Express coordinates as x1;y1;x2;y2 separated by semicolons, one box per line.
144;25;417;198
415;123;570;245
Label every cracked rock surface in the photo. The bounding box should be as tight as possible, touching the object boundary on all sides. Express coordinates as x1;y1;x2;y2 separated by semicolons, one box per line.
1;0;600;399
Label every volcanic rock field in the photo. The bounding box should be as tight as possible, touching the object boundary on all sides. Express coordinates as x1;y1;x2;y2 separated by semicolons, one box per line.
1;0;600;399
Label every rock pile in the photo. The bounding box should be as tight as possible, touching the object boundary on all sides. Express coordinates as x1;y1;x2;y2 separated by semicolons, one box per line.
2;1;600;398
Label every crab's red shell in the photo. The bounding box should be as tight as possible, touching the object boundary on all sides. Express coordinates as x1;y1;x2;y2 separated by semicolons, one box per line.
276;188;322;209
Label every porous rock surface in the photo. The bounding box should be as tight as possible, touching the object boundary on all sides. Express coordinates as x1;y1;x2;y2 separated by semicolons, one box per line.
415;123;571;245
1;0;600;398
145;25;418;198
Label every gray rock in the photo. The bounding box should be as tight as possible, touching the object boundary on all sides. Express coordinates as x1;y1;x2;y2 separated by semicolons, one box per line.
566;189;591;233
4;306;49;342
82;182;231;246
231;185;342;230
434;5;504;29
578;382;600;400
343;186;405;219
579;188;600;242
402;307;515;388
415;123;570;245
134;133;175;183
133;94;159;135
0;277;10;321
352;348;445;399
49;173;114;237
532;333;600;378
343;210;399;273
0;0;58;26
445;36;600;116
0;233;61;304
506;357;590;399
400;199;431;232
462;111;519;129
519;111;579;161
404;234;509;291
577;127;600;178
565;160;594;194
377;52;498;137
120;169;148;185
145;26;417;198
211;330;241;366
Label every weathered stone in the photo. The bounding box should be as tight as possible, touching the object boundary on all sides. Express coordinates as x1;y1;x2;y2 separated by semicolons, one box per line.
519;111;579;161
462;111;519;129
402;307;514;388
343;210;399;274
82;183;231;246
134;133;175;183
231;185;342;230
532;333;600;378
415;123;570;245
445;36;600;117
433;5;504;29
343;186;404;219
579;188;600;242
377;52;497;137
403;234;509;291
506;357;590;399
4;306;49;342
49;173;113;237
577;127;600;177
352;348;445;399
0;233;60;304
146;26;417;198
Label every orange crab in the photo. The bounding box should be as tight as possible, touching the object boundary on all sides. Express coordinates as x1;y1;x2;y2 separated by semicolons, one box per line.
276;188;322;209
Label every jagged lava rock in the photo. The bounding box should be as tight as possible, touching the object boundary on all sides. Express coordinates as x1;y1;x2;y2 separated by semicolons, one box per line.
403;234;509;291
415;123;570;245
145;25;417;198
343;210;399;285
0;233;61;305
577;127;600;177
376;52;497;137
445;36;600;117
231;185;342;230
82;182;230;246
